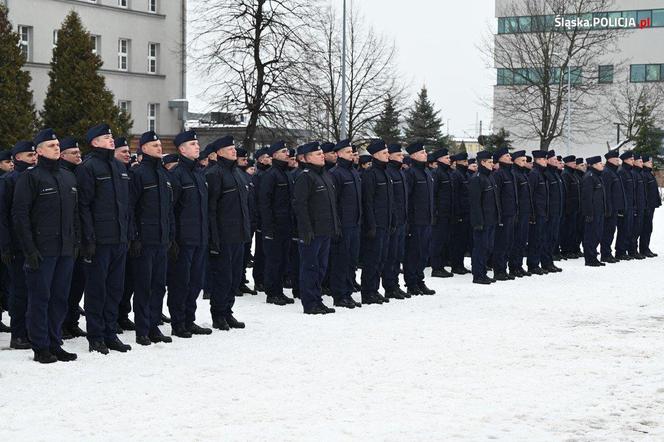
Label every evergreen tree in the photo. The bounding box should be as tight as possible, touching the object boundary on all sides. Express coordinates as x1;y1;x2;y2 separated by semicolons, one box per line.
373;93;401;143
404;86;443;147
41;11;132;147
458;140;467;153
478;128;513;153
633;104;664;166
0;5;38;146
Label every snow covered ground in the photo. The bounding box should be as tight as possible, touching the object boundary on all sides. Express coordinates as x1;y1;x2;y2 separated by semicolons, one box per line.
2;213;664;441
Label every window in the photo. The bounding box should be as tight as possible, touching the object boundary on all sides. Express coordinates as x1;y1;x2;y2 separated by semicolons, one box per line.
598;65;613;84
118;100;131;115
518;16;531;32
653;9;664;27
148;43;159;74
148;0;157;13
637;10;652;25
91;35;101;56
148;103;158;131
52;30;58;49
623;11;638;28
646;64;660;82
631;64;646;82
118;38;129;71
17;25;32;61
118;0;128;7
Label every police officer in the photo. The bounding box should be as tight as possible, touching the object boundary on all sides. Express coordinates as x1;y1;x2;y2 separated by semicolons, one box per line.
581;156;607;267
361;139;394;304
359;155;372;172
542;151;563;273
431;147;454;278
508;151;532;277
574;157;586;256
449;153;471;275
328;139;362;308
236;147;257;296
163;154;179;171
58;137;87;340
206;136;249;330
292;142;339;314
322;142;337;171
403;142;435;296
12;128;80;363
616;151;636;260
258;140;295;306
129;131;175;345
526;150;549;275
0;141;37;349
560;155;581;259
252;147;271;293
115;138;131;166
600;149;624;263
384;143;410;299
0;149;12;174
469;151;500;284
641;155;661;257
631;155;646;259
491;147;517;281
0;149;10;333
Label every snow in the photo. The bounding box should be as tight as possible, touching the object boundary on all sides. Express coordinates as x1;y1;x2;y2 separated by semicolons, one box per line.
2;213;664;441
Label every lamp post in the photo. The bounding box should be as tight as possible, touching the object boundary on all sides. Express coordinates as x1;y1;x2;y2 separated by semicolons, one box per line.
567;64;571;156
340;0;348;140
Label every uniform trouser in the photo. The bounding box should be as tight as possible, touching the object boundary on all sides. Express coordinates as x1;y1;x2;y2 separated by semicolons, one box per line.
289;238;300;295
616;211;634;256
640;208;655;253
631;210;644;254
575;211;584;252
0;262;9;315
526;215;547;269
431;218;452;270
493;215;515;274
383;224;405;291
509;214;530;271
119;259;133;320
210;243;243;319
330;226;360;301
263;234;290;298
404;225;431;289
361;227;390;295
85;244;128;343
25;256;74;351
298;236;331;311
167;244;205;328
583;215;604;263
8;254;28;339
472;225;496;279
243;230;253;282
560;211;578;253
132;245;167;337
203;252;212;293
252;233;265;286
450;217;470;269
64;257;86;328
542;214;561;267
600;213;618;259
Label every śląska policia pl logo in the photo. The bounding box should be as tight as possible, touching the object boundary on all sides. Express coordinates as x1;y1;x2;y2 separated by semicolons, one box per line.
555;15;652;30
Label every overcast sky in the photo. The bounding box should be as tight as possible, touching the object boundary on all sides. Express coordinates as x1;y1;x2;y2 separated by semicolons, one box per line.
186;0;497;140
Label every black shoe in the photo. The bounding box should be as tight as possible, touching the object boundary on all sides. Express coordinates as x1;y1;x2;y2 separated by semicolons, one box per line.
33;349;58;364
634;253;647;260
136;335;151;346
304;304;329;315
89;341;110;355
352;280;361;292
61;326;74;340
278;294;295;304
418;283;435;295
529;267;544;275
161;313;171;324
407;286;423;296
203;291;211;300
397;287;410;298
240;284;257;295
493;272;510;281
488;277;497;283
64;324;86;339
0;321;10;333
451;266;470;275
225;314;246;329
235;289;243;297
361;292;384;305
473;277;492;285
509;268;524;278
333;298;356;309
319;303;336;314
321;286;331;296
187;323;212;335
255;283;265;292
431;269;453;278
213;317;230;331
585;260;602;267
106;337;132;352
376;291;390;303
553;253;562;261
354;300;363;308
617;254;633;261
171;325;193;338
644;250;658;258
10;336;31;350
51;346;77;362
385;288;405;300
266;295;290;306
149;330;172;343
118;317;135;331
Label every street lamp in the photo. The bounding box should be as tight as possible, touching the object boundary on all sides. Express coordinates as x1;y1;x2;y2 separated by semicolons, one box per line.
340;0;348;140
554;52;572;156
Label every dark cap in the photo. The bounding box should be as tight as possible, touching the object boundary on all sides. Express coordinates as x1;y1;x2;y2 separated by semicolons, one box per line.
60;137;79;151
139;131;160;147
587;156;602;166
163;154;179;165
532;150;547;159
619;151;633;161
33;128;58;146
12;140;35;156
562;155;576;163
367;139;387;155
114;137;129;149
493;147;509;163
476;150;492;161
405;142;425;155
334;139;352;152
174;130;197;148
298;141;322;155
86;123;112;144
321;142;336;154
511;150;526;161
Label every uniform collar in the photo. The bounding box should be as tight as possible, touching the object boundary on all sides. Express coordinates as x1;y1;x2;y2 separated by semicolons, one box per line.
337;157;353;169
272;158;289;171
14;160;31;173
218;156;237;169
141;154;162;168
388;160;403;169
38;155;60;171
179;154;197;171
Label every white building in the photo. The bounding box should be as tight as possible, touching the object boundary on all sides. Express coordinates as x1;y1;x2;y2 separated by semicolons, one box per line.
494;0;664;158
4;0;187;138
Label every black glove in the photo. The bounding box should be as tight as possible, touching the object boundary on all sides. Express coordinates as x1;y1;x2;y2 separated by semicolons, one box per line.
168;241;179;262
129;240;142;258
529;215;536;225
617;210;624;218
25;251;43;270
366;227;377;239
585;216;593;223
81;242;96;260
302;231;315;246
473;225;484;232
1;249;13;266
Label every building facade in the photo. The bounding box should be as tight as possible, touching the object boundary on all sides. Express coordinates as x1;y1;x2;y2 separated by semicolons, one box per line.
5;0;187;138
494;0;664;158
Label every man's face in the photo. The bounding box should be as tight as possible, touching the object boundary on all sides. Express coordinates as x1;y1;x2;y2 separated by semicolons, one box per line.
373;148;389;163
288;157;298;168
92;134;114;150
115;146;131;164
608;157;620;166
324;151;337;163
237;156;248;167
258;154;272;166
60;148;82;165
439;155;451;165
142;140;162;158
565;161;576;169
361;162;372;170
481;159;493;171
0;160;13;172
635;159;644;168
337;146;353;161
389;151;404;163
524;162;532;170
645;160;654;168
514;157;527;167
499;153;512;164
535;158;547;167
198;158;209;168
429;162;438;169
469;163;478;172
593;162;605;172
179;140;200;161
624;158;634;166
37;140;60;160
273;147;289;162
208;151;218;162
305;150;325;166
352;152;359;164
218;145;237;161
547;156;558;167
578;163;586;172
246;166;256;175
410;150;427;162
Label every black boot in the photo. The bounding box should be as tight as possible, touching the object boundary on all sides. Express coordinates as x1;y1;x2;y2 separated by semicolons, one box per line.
225;314;246;329
161;313;171;324
473;276;492;285
254;283;265;292
33;349;57;364
333;297;356;309
406;286;423;296
493;272;510;281
149;329;173;343
304;304;329;315
240;284;257;295
51;346;77;362
0;321;10;333
106;337;132;352
529;267;544;275
118;317;135;331
266;295;290;306
319;302;336;314
203;291;211;300
385;287;405;300
418;283;435;295
89;340;110;355
451;266;470;275
171;324;193;338
10;336;31;350
213;316;230;331
187;323;212;335
361;292;383;305
431;269;453;278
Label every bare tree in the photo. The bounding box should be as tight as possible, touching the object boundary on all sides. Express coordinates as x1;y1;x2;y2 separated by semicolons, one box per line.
485;0;624;150
190;0;314;150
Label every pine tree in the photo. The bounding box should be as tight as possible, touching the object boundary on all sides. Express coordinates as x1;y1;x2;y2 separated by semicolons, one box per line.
373;93;401;143
41;11;132;147
633;104;664;165
0;5;38;146
404;86;443;147
458;140;467;153
478;127;513;153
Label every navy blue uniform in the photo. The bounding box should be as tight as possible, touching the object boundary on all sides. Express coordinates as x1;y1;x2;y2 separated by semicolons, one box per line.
129;154;175;338
206;157;251;321
251;163;270;289
288;164;306;297
12;156;80;352
492;164;517;275
76;148;131;344
631;167;647;254
561;166;581;255
526;164;548;270
616;163;636;257
509;164;533;273
640;166;661;254
581;168;607;264
450;164;471;271
601;163;625;259
404;160;434;290
384;160;408;291
469;166;500;280
431;163;454;271
542;165;563;267
329;157;362;303
167;155;208;330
